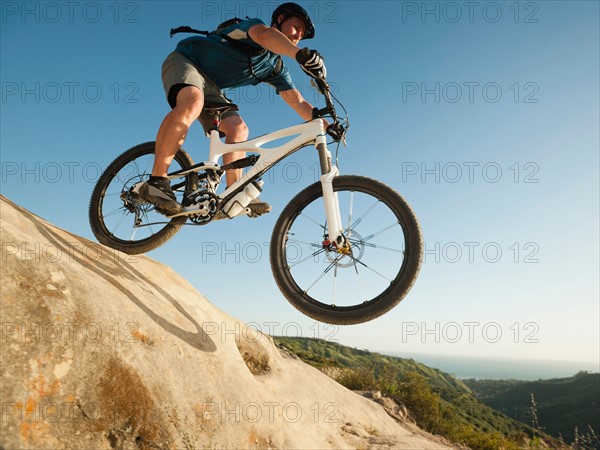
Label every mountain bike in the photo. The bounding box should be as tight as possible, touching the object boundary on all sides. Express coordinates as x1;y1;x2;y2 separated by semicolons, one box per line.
89;78;423;325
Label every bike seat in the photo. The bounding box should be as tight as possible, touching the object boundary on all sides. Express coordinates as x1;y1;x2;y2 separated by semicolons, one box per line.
202;102;239;138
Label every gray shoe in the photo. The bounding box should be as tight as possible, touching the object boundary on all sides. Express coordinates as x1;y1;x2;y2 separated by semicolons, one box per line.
139;177;182;215
248;198;272;217
213;198;271;221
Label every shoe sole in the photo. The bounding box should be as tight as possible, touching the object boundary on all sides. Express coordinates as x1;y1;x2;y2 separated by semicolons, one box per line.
140;185;182;215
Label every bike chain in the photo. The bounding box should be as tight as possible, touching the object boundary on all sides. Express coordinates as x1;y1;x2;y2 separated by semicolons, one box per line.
135;219;212;227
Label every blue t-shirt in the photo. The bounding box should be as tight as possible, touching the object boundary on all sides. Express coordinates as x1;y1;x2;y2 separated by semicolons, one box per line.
175;18;296;93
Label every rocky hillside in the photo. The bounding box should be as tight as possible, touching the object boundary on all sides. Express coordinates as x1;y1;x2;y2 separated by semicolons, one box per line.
0;196;452;450
273;337;565;450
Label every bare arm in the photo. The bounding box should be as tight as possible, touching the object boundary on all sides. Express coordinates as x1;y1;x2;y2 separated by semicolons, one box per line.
281;88;332;130
280;89;313;121
248;26;327;124
247;24;300;58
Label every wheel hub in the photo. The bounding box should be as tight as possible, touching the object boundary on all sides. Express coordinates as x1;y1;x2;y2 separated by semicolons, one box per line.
323;230;365;268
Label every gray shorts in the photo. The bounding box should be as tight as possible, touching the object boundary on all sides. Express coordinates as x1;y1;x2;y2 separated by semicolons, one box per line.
161;51;240;134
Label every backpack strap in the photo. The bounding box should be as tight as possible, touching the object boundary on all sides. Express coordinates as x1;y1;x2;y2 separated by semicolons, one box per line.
216;33;266;57
171;18;265;57
170;21;284;85
170;26;209;38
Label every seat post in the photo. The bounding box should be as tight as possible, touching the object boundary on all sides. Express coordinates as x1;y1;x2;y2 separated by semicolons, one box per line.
207;111;222;136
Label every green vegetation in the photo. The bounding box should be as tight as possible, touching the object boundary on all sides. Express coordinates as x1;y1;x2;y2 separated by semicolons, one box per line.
274;337;569;450
464;372;600;446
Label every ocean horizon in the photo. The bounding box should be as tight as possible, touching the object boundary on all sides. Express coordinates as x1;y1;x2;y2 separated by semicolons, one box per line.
381;351;600;380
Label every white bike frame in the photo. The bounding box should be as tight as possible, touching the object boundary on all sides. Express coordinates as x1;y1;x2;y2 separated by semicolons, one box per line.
170;118;346;246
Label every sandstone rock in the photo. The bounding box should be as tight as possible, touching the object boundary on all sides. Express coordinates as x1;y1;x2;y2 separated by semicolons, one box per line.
0;196;453;449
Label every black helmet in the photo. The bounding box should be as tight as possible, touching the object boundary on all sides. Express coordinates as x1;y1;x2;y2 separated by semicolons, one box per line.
271;2;315;40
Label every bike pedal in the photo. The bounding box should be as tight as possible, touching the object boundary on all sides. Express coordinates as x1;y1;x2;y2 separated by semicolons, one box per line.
247;201;272;218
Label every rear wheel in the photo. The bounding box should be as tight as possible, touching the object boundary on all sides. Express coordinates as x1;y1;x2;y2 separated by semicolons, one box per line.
89;142;196;254
270;175;423;325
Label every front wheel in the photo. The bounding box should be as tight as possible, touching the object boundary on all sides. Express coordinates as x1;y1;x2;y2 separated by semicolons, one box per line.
270;175;423;325
89;142;197;255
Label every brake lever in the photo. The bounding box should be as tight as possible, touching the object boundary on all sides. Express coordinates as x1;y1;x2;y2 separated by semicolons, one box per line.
327;122;347;146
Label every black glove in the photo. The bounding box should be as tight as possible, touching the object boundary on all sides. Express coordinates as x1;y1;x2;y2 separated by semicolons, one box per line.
295;48;327;79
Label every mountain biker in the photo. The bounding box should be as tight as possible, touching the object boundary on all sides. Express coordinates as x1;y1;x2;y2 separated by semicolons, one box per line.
140;2;327;216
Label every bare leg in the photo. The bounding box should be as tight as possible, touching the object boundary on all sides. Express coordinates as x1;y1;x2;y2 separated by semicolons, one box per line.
153;86;204;177
216;115;271;217
220;115;249;187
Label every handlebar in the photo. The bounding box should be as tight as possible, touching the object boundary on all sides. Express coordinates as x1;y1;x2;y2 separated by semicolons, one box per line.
313;78;336;119
311;77;347;143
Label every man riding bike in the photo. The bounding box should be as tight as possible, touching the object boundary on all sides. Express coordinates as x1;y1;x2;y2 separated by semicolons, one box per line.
140;2;327;216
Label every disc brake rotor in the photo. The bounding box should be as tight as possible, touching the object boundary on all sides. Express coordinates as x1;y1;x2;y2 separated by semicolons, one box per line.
324;230;365;268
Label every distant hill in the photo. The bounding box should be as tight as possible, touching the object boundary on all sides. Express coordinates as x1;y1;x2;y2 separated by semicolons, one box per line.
463;372;600;444
274;336;566;450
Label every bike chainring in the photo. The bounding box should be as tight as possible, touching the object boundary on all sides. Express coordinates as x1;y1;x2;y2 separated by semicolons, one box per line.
185;191;219;225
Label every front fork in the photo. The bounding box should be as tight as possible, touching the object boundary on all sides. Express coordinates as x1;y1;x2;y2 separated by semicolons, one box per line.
316;135;346;248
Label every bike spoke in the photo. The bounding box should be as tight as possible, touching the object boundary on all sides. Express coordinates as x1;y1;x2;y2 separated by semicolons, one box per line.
332;265;338;306
348;253;393;283
350;247;368;303
349;199;380;231
287;238;321;249
139;209;160;237
347;191;354;237
349;239;404;254
102;205;127;219
110;209;130;236
350;246;360;275
147;222;158;237
288;247;328;268
103;191;124;198
359;222;401;243
305;253;344;293
300;212;327;231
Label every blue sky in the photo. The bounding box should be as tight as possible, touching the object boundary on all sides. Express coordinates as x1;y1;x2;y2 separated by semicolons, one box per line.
1;1;598;371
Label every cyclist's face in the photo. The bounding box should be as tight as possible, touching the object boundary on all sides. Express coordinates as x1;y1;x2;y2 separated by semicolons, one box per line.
279;15;306;44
